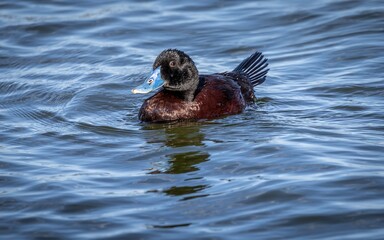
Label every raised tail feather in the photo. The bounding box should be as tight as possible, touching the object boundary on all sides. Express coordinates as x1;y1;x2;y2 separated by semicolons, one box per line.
233;51;269;86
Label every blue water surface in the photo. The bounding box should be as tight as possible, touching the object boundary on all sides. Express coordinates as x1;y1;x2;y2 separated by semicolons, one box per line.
1;0;384;239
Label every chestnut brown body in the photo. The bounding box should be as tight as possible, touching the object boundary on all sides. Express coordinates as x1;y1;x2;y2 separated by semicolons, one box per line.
140;73;256;122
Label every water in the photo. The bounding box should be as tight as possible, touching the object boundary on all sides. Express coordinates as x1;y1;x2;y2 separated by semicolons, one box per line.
1;0;384;239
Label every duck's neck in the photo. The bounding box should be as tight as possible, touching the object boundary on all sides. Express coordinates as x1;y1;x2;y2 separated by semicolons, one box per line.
183;89;195;102
181;77;200;102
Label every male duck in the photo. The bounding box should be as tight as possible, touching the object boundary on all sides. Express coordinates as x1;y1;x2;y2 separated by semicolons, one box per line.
132;49;269;122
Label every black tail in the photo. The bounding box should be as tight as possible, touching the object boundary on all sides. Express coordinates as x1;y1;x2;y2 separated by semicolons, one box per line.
233;51;269;86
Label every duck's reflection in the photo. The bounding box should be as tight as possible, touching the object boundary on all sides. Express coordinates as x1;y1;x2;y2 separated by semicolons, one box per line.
163;124;205;148
141;122;210;198
163;151;209;174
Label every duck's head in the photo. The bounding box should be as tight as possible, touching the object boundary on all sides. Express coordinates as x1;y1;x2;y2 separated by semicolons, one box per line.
132;49;199;101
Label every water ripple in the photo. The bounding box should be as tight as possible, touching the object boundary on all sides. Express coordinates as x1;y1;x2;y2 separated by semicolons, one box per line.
1;0;384;239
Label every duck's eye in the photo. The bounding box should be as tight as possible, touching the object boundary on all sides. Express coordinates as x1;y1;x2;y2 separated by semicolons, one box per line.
148;79;153;84
169;61;176;68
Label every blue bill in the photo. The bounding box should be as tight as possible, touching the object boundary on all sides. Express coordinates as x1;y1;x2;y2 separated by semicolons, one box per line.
132;67;164;94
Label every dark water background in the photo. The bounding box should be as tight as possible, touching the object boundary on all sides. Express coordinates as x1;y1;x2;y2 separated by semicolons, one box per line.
1;0;384;239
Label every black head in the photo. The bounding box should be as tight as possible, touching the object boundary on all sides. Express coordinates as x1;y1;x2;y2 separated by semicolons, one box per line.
153;49;199;101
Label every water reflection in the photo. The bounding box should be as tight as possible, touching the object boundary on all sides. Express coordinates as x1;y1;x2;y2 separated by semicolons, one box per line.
164;151;209;174
163;124;205;148
142;122;210;198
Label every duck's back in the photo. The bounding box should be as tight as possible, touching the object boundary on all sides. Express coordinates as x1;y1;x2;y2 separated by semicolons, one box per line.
139;74;246;122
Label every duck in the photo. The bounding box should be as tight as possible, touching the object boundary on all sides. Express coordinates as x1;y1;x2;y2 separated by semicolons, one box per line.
132;49;269;122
